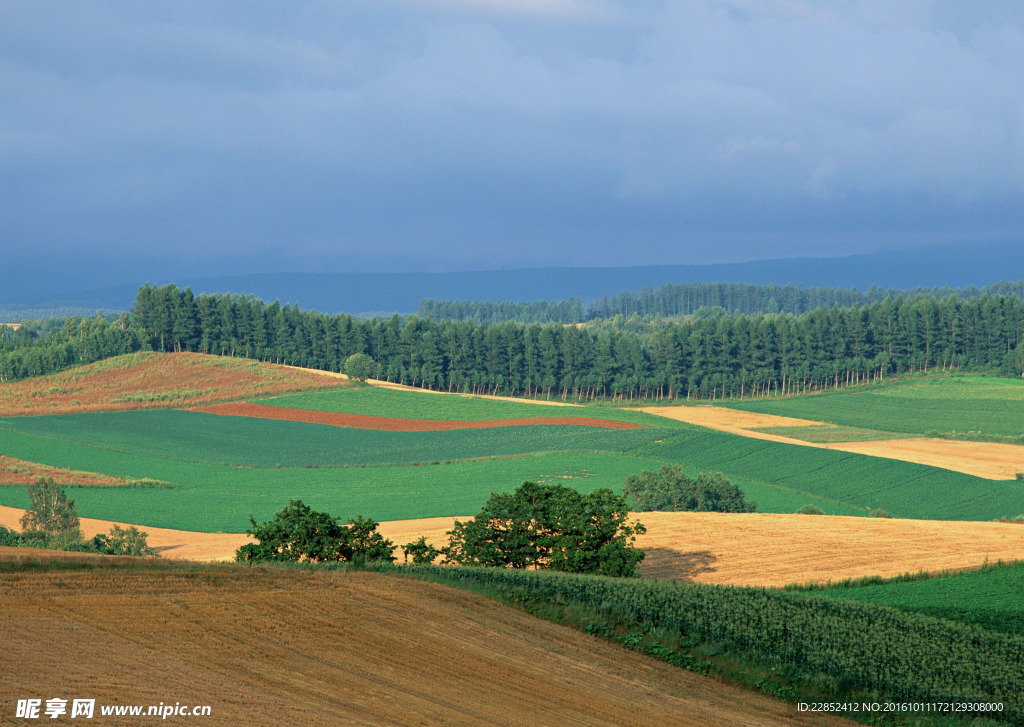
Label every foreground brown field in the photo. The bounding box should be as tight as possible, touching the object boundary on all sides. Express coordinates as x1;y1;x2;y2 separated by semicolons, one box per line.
0;560;852;727
638;404;1024;479
0;351;351;416
6;506;1022;588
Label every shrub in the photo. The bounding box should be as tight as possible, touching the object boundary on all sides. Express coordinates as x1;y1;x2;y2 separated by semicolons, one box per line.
796;504;825;515
402;536;441;565
343;353;376;381
869;508;893;518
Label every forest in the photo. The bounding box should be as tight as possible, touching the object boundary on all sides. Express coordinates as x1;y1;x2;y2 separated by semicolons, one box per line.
2;282;1023;401
419;279;1024;323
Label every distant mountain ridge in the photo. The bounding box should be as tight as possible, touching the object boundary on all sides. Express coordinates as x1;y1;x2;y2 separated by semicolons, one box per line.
5;240;1023;315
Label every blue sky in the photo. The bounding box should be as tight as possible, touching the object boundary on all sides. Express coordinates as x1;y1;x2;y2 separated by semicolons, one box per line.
3;0;1023;276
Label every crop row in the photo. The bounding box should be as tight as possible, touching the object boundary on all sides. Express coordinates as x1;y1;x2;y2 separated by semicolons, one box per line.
800;561;1024;636
392;564;1024;723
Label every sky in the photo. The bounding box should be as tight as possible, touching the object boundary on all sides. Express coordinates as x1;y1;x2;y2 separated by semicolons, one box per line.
2;0;1023;277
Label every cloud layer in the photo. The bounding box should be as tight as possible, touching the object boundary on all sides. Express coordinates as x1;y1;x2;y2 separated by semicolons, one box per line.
2;0;1022;273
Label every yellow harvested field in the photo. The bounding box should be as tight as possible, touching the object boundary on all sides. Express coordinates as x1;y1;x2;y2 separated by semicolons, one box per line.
639;405;828;431
9;506;1023;588
635;511;1024;587
637;404;1024;479
0;563;853;726
0;505;249;561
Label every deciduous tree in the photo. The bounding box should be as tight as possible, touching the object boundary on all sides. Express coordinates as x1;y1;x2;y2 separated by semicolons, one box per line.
443;482;646;577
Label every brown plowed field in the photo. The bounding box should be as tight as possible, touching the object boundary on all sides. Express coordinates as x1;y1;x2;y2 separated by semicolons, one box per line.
638;404;1024;479
0;562;853;726
8;505;1022;588
191;401;646;431
0;352;352;416
0;455;134;487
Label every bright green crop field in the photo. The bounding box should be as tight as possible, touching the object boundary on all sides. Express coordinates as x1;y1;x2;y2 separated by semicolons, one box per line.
258;385;667;426
0;411;673;468
2;373;1024;532
632;428;1024;521
799;561;1024;636
724;374;1024;441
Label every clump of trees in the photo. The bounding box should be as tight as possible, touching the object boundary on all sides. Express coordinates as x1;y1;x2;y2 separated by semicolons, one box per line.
6;477;156;555
623;466;756;513
236;500;396;564
442;482;646;578
239;483;647;577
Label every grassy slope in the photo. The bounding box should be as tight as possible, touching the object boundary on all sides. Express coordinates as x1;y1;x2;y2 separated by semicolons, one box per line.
799;562;1024;636
723;374;1024;440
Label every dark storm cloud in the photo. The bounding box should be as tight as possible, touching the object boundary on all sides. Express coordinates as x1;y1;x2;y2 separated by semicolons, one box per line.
1;0;1022;273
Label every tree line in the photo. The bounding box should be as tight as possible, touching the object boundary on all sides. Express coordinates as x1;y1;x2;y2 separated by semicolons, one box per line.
0;314;141;382
3;282;1024;401
129;283;1024;401
419;279;1024;324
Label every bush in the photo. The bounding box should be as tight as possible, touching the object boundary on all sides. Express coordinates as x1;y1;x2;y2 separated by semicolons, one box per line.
0;525;20;546
402;536;441;565
869;508;893;518
623;465;755;513
95;525;158;556
796;504;825;515
343;353;376;381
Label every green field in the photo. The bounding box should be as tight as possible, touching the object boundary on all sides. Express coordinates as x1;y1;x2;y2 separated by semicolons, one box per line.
0;411;673;468
3;389;1023;529
724;374;1024;441
750;424;901;443
631;428;1024;521
259;386;669;426
798;561;1024;636
2;371;1023;533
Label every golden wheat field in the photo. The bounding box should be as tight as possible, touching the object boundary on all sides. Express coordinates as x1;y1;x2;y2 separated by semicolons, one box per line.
0;559;854;727
6;506;1022;588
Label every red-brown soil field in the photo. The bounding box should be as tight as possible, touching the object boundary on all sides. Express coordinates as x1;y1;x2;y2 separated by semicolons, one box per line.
192;401;647;431
0;455;137;487
0;351;351;417
0;559;854;726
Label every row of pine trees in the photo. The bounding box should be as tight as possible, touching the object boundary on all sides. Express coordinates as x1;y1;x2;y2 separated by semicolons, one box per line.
3;283;1023;399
